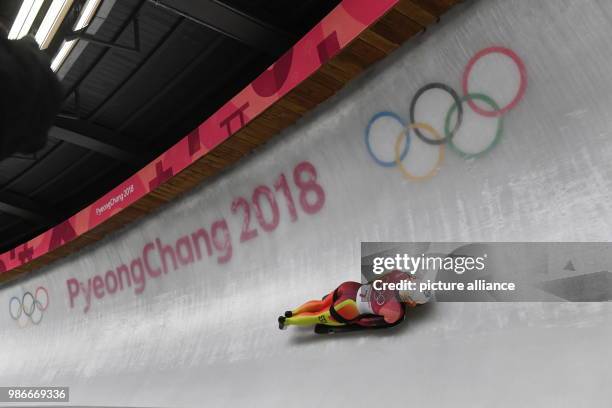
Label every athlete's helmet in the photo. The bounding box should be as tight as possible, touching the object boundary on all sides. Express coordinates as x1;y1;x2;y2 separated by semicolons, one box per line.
397;268;434;305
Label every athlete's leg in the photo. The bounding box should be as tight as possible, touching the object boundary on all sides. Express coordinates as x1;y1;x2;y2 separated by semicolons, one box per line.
288;281;361;316
283;299;360;327
288;290;334;316
283;309;342;327
279;281;363;329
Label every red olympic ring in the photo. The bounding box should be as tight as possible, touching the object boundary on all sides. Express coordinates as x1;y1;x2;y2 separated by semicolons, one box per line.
35;286;49;311
462;46;527;117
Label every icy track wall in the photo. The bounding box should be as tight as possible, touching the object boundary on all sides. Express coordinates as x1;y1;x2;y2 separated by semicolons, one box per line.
2;0;612;407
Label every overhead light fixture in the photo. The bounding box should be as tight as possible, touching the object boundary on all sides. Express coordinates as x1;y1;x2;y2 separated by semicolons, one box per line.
74;0;103;30
8;0;45;40
35;0;75;49
50;0;104;72
51;39;75;71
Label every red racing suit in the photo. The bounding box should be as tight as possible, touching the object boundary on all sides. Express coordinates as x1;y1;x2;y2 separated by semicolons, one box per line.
330;270;415;328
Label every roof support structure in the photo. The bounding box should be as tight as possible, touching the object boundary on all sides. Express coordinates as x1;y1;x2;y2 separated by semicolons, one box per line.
148;0;294;56
68;16;141;52
51;118;144;164
0;191;58;224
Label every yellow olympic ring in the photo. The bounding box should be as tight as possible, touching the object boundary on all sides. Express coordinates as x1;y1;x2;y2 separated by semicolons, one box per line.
394;122;445;181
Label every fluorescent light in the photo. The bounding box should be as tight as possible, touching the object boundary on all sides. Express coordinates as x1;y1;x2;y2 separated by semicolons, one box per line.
35;0;74;49
74;0;102;30
50;0;103;72
8;0;45;40
51;39;76;71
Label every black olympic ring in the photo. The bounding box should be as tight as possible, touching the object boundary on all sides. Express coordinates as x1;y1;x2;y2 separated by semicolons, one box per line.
365;46;527;181
409;82;463;145
9;286;49;325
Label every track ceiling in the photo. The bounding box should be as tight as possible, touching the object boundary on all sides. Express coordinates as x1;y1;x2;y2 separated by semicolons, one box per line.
0;0;340;252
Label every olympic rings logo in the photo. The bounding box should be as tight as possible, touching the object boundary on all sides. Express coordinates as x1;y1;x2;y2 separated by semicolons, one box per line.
365;46;527;181
8;286;49;326
374;291;386;306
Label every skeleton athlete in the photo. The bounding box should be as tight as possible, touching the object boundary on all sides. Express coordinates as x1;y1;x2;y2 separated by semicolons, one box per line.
278;270;431;332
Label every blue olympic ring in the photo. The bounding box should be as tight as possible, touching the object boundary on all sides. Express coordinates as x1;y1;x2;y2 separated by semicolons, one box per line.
364;111;410;167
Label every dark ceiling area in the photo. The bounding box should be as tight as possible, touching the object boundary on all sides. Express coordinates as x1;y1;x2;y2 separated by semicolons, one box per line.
0;1;21;30
0;0;341;252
